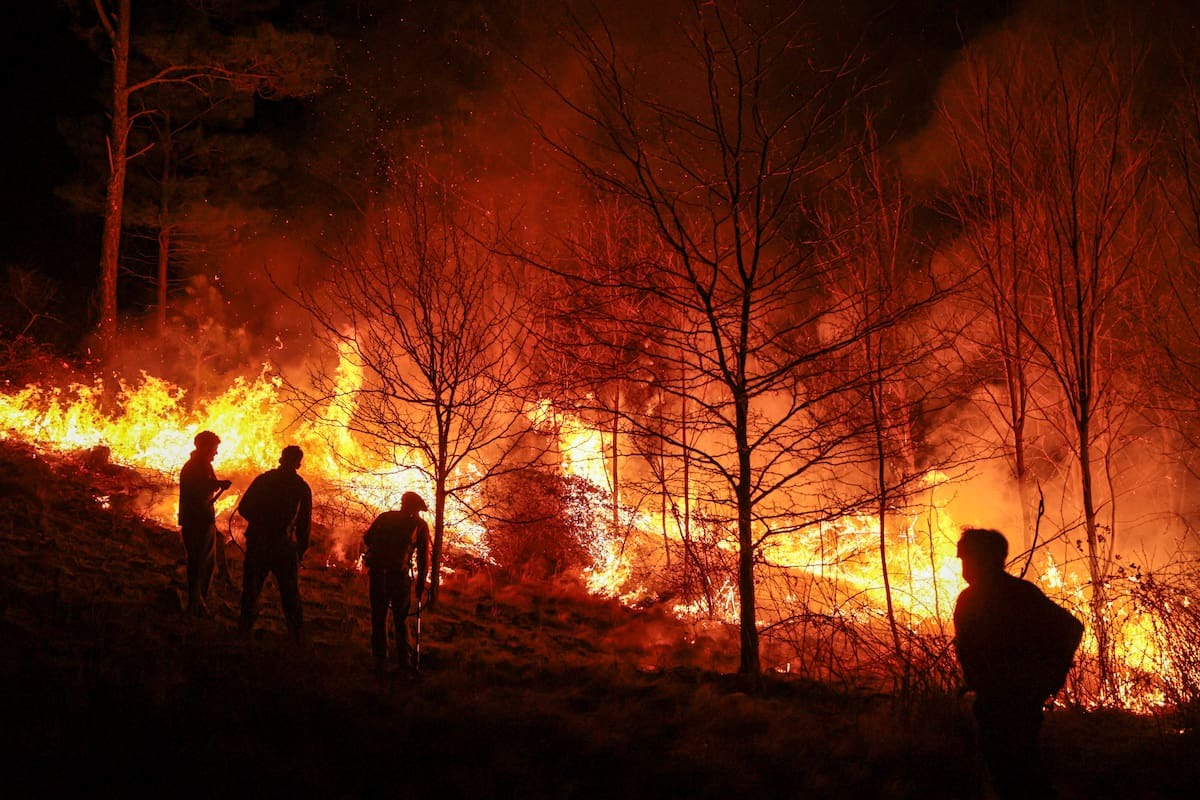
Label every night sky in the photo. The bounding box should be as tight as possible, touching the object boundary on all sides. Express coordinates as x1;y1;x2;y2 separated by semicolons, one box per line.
0;1;1017;302
1;2;101;284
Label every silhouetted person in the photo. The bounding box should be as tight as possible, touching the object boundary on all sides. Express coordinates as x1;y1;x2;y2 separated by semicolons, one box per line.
954;528;1083;800
363;491;431;672
236;445;312;641
178;430;233;617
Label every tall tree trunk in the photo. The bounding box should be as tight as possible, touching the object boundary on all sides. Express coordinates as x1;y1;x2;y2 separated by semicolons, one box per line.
872;379;905;668
658;400;670;568
1077;416;1114;701
735;390;759;676
430;480;445;608
156;226;171;335
1001;322;1035;554
156;118;172;336
98;0;132;357
681;360;690;548
676;375;711;614
429;436;449;607
611;383;620;533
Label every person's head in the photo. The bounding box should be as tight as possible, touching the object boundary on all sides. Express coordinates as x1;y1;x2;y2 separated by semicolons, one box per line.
957;528;1008;585
279;445;304;470
400;491;427;514
193;430;220;460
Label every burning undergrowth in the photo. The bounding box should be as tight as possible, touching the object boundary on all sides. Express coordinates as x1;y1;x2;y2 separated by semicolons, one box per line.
3;359;1200;713
1;435;1198;798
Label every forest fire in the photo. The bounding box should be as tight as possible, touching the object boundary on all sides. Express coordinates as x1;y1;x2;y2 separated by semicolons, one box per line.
0;361;470;560
9;1;1200;796
0;364;1190;713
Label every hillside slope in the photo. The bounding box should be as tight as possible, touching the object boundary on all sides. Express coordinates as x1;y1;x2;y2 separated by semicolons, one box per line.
0;439;1195;799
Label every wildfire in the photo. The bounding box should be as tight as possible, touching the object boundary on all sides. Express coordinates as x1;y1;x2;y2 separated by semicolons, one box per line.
0;360;481;561
0;361;1191;711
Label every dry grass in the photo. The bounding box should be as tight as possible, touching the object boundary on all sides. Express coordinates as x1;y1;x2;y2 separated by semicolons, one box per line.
0;438;1195;799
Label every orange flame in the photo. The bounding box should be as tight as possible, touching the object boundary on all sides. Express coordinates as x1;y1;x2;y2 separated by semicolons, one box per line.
0;362;1186;709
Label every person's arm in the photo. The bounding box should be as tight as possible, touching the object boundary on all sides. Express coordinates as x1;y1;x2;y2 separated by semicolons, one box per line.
363;515;381;551
181;462;227;521
953;594;986;691
415;520;431;602
194;462;229;497
1034;591;1084;697
235;477;261;522
294;483;313;556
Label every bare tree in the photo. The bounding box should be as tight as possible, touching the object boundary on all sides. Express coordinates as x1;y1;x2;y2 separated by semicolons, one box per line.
1028;32;1157;703
1151;51;1200;521
938;38;1055;554
525;2;929;676
0;268;61;379
76;0;330;356
939;6;1158;700
818;133;956;681
537;201;722;613
540;202;661;530
288;162;539;605
125;95;287;337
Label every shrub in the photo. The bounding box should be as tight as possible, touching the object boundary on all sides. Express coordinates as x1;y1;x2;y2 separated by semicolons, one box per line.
482;467;607;582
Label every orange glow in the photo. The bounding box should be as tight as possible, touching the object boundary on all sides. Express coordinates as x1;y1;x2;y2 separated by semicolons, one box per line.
0;362;1186;710
0;356;485;563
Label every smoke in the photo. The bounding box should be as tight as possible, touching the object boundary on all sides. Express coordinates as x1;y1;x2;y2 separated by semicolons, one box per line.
93;0;1200;571
894;0;1200;567
143;0;1020;370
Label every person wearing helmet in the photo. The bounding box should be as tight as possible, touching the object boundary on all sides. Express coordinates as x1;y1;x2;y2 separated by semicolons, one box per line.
363;490;431;672
178;430;233;617
236;445;313;641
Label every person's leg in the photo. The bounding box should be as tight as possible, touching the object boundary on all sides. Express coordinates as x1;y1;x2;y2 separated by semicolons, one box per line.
368;569;390;665
213;522;232;584
390;575;413;667
975;697;1052;799
197;522;216;605
181;523;210;614
275;552;304;641
239;551;269;634
1011;703;1051;798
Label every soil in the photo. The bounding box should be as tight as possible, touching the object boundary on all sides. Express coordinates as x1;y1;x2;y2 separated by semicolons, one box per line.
0;438;1196;799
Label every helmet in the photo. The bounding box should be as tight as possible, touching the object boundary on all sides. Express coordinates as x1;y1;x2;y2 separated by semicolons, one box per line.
194;430;221;449
400;491;428;512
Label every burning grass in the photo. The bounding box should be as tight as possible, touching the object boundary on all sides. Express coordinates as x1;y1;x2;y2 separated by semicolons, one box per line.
1;438;1197;798
2;362;1198;713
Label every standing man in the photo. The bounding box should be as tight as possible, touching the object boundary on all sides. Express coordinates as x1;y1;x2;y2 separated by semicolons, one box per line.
236;445;312;641
178;430;232;617
363;491;431;672
954;528;1084;800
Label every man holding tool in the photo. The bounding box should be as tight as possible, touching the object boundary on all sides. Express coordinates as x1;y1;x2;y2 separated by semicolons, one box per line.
178;430;233;617
362;491;431;673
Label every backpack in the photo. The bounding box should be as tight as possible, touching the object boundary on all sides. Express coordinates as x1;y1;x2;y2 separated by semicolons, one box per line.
1037;595;1085;697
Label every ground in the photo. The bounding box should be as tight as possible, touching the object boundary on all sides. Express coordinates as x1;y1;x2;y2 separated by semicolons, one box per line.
0;439;1196;799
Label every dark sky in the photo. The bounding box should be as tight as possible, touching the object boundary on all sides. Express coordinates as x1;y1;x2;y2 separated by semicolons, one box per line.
1;2;102;284
0;0;1017;298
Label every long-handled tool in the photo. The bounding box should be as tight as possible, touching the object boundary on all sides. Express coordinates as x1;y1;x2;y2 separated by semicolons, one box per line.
415;600;422;671
210;483;238;585
407;555;426;672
